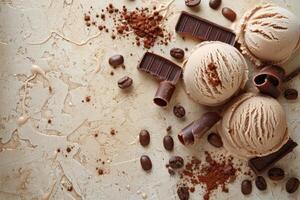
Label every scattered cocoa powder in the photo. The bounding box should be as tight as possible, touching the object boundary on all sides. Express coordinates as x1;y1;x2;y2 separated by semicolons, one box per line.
206;63;221;87
178;152;237;200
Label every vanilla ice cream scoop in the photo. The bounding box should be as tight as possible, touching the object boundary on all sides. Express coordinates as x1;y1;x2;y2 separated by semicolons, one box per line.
237;4;300;66
219;93;289;159
183;41;248;106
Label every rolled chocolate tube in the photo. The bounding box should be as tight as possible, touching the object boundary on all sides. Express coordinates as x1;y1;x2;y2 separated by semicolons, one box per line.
153;81;176;107
178;112;221;145
253;65;285;98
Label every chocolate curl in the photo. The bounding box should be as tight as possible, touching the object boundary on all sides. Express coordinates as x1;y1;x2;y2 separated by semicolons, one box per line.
178;112;221;145
153;81;176;107
253;65;285;98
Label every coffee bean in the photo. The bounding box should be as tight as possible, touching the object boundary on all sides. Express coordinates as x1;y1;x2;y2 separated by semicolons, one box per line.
139;130;150;147
255;176;267;191
268;167;285;181
170;48;185;59
173;105;186;118
140;155;152;171
109;54;124;67
286;177;299;193
209;0;221;9
284;89;298;100
222;7;236;22
118;76;133;89
169;156;184;169
163;135;174;151
185;0;201;7
177;186;190;200
241;180;252;195
207;133;223;148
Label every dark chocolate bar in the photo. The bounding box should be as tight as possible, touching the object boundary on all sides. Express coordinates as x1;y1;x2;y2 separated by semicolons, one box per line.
138;52;183;84
175;11;236;45
248;139;298;174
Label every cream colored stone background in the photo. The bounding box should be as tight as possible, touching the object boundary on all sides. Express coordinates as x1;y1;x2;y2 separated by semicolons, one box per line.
0;0;299;199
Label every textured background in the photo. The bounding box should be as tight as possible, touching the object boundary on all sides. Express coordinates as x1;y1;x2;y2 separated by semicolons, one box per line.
0;0;299;199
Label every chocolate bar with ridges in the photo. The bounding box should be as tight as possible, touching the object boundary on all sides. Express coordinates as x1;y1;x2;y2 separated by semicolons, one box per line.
138;52;183;84
175;11;236;45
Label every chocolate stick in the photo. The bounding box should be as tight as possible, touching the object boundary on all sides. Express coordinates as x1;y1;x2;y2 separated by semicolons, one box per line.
153;81;176;107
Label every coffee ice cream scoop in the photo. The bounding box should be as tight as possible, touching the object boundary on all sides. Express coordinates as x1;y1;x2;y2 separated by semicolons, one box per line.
183;41;248;106
237;4;300;66
219;93;289;159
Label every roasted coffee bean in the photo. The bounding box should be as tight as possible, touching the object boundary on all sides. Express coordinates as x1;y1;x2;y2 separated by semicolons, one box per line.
139;130;150;147
118;76;133;89
241;180;252;195
173;105;186;118
255;176;267;191
185;0;201;7
209;0;221;9
109;54;124;67
207;133;223;148
286;177;299;193
169;156;184;169
140;155;152;171
170;48;185;59
268;167;285;180
284;89;298;100
177;186;190;200
163;135;174;151
222;7;236;22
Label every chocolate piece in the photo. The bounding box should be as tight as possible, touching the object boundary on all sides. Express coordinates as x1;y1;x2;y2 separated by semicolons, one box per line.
177;186;190;200
170;48;185;59
241;180;252;195
222;7;236;22
163;135;174;151
284;89;298;100
268;167;285;180
173;105;186;118
253;65;285;98
175;11;236;45
140;155;152;171
169;156;184;169
138;52;183;84
207;133;223;148
286;178;299;193
139;130;150;147
209;0;221;9
284;67;300;82
185;0;201;7
118;76;133;89
109;54;124;67
153;81;176;107
248;139;298;174
178;112;221;145
255;176;267;191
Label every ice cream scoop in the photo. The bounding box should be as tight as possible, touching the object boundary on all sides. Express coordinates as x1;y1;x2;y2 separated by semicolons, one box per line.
219;93;289;159
237;4;300;66
183;41;248;106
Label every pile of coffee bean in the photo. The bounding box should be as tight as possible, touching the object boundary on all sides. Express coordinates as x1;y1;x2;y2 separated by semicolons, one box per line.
241;167;299;195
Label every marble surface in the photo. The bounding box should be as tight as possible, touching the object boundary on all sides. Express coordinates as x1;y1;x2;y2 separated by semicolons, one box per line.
0;0;299;199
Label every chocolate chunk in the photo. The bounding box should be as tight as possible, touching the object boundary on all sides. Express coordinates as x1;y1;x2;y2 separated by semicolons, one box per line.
284;89;298;100
138;52;183;84
207;133;223;148
139;130;150;147
185;0;201;7
109;54;124;67
253;65;285;98
118;76;133;89
178;112;221;145
173;105;186;118
255;176;267;191
153;81;176;107
286;177;299;193
140;155;152;171
169;156;184;169
222;7;236;22
241;180;252;195
209;0;221;9
170;48;185;59
163;135;174;151
177;186;190;200
284;67;300;82
268;167;285;180
249;139;297;174
175;11;236;45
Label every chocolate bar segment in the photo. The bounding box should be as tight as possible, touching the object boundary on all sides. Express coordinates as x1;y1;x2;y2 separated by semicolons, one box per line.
175;11;236;45
248;139;297;174
138;52;183;84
